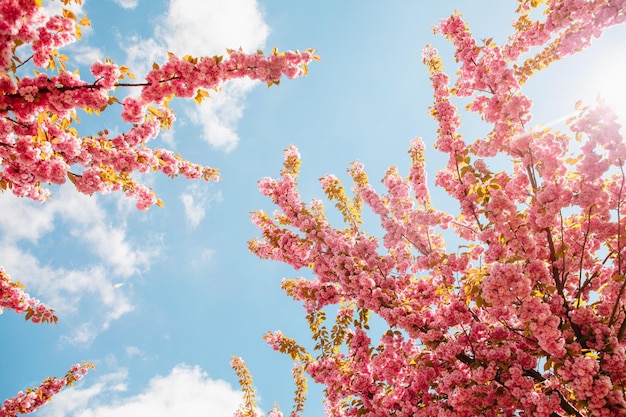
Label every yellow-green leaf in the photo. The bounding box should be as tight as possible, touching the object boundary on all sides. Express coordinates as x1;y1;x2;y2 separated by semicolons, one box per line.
78;15;91;26
62;8;76;20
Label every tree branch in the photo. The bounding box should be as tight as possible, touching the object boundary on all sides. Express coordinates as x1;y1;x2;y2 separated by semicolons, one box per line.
456;352;581;417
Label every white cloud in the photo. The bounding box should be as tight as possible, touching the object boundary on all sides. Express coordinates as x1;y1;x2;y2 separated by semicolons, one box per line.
0;188;156;343
123;345;157;361
68;44;104;66
180;193;204;228
77;222;156;278
191;248;216;268
121;35;165;80
158;128;177;149
124;345;144;358
0;187;159;277
122;0;270;151
185;79;257;151
179;183;222;229
199;248;215;263
156;0;269;57
113;0;139;9
37;365;244;417
0;243;134;346
0;194;55;241
50;188;158;277
59;322;98;346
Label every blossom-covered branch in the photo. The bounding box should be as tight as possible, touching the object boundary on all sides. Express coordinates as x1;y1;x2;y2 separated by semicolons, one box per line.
0;0;317;415
240;1;626;416
0;0;317;209
0;268;56;324
0;363;93;417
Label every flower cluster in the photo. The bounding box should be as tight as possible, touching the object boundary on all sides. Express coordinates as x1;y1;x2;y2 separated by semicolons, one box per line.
139;49;315;105
0;2;317;209
0;0;317;415
241;1;626;416
0;363;93;417
0;268;56;324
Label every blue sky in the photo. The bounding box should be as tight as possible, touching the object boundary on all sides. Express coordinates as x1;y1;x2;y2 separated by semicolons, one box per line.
2;1;626;416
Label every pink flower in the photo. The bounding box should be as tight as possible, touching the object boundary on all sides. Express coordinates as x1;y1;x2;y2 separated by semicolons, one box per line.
120;97;146;123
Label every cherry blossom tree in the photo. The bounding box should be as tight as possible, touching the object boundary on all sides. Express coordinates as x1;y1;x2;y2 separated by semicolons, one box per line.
235;1;626;416
0;0;315;415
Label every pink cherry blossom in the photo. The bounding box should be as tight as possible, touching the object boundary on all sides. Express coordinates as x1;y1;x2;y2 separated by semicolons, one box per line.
0;1;316;210
0;362;93;417
240;1;626;416
0;1;317;415
0;268;56;324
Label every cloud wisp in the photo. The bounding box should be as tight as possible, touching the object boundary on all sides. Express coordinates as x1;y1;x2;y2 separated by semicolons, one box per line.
180;183;223;229
37;365;244;417
112;0;139;9
0;188;159;345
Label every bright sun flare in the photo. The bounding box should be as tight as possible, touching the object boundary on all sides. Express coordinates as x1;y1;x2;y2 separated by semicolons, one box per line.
594;55;626;120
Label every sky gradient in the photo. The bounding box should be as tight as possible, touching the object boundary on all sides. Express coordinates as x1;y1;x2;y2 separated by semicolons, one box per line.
2;1;626;416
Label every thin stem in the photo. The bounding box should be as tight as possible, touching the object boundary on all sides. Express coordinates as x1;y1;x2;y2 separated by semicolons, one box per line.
610;162;626;328
617;307;626;342
522;368;582;417
2;75;183;100
579;250;613;294
544;227;562;291
545;221;588;347
455;352;581;417
453;151;483;231
14;54;33;70
559;209;567;289
4;116;29;129
577;205;593;307
401;234;430;256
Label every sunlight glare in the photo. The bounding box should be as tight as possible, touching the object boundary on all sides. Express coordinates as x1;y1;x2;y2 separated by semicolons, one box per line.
595;57;626;121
